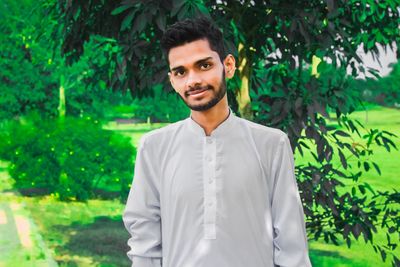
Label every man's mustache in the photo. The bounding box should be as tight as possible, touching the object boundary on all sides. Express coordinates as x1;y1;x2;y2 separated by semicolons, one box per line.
185;85;213;96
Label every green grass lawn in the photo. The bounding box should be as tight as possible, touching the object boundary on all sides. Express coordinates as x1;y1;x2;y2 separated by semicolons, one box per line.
26;196;130;267
2;107;398;266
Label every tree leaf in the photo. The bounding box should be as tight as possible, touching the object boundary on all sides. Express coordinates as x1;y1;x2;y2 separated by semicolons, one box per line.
379;247;386;262
132;12;147;33
363;182;376;195
393;255;400;267
358;184;366;194
335;130;351;137
121;10;137;31
338;149;347;169
111;5;133;15
155;13;167;31
352;223;362;239
363;162;370;172
171;0;185;16
372;162;381;175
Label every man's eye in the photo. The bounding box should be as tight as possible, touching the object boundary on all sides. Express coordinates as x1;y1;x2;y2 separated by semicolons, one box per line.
200;63;211;70
174;70;185;76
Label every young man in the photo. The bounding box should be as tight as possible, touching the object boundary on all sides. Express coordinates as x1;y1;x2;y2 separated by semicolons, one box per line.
123;17;311;267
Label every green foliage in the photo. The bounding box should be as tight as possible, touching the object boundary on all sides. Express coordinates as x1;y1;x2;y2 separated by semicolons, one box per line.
130;84;190;123
0;0;127;120
350;62;400;107
0;115;135;201
0;0;59;119
52;0;400;95
0;34;58;119
106;85;190;123
60;36;126;118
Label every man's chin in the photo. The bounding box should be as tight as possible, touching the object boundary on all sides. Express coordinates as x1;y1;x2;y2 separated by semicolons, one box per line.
185;98;220;112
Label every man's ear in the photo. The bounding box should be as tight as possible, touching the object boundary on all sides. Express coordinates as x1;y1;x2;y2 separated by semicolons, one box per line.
224;54;236;79
168;72;178;92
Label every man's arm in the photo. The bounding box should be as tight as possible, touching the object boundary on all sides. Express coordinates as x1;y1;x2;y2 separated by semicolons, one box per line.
123;136;162;267
270;133;311;267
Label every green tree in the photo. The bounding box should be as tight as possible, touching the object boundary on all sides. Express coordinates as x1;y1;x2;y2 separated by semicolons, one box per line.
351;61;400;107
50;0;400;265
0;0;59;119
0;0;128;120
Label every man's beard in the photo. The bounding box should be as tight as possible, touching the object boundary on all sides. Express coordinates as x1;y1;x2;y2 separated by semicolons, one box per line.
180;72;227;112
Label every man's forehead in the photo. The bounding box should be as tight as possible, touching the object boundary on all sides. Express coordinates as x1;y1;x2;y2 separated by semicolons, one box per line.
168;39;219;69
169;54;216;70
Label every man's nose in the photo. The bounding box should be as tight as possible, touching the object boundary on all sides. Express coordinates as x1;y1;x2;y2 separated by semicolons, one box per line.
186;71;202;88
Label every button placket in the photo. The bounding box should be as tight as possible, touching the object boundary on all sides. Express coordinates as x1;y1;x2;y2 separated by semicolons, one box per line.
203;136;217;239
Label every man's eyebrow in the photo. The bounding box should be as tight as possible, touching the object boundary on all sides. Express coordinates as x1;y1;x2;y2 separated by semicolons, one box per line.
195;56;213;65
170;66;184;72
170;56;213;72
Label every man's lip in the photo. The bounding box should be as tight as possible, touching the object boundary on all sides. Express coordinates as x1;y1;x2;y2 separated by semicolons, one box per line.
187;88;208;96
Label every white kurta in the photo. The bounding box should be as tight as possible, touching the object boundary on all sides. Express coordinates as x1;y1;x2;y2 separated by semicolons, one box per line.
123;110;312;267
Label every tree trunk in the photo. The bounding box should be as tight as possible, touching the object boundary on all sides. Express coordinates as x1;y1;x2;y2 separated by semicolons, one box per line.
311;55;321;78
236;42;253;120
58;75;66;118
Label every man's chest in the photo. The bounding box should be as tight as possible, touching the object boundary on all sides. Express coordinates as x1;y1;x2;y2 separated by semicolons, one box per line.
159;139;268;204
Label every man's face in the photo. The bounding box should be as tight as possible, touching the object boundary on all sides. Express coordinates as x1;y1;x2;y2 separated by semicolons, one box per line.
168;39;230;111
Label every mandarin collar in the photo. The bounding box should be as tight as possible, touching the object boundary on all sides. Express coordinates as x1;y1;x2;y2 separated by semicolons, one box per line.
186;108;236;137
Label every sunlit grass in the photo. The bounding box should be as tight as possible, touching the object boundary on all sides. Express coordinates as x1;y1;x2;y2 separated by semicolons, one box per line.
25;196;130;267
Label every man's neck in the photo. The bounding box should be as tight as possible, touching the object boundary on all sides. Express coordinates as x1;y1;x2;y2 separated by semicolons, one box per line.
190;97;230;136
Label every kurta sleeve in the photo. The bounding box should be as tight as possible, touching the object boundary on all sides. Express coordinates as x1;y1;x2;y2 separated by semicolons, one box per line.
270;134;311;267
123;136;162;267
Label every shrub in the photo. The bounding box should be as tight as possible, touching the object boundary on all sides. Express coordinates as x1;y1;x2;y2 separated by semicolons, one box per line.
0;115;135;201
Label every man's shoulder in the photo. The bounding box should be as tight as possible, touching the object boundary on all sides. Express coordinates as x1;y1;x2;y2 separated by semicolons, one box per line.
140;119;187;145
235;116;286;140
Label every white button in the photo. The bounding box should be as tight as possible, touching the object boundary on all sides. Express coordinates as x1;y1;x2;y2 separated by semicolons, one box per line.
207;138;213;144
208;202;213;207
206;156;213;162
208;179;213;184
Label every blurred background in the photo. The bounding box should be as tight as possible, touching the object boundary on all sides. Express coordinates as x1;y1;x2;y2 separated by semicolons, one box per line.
0;0;399;266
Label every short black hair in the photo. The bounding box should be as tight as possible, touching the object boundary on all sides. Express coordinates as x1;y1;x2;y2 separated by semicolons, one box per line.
160;17;226;63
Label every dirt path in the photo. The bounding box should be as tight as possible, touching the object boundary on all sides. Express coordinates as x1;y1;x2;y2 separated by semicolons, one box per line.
0;163;58;267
